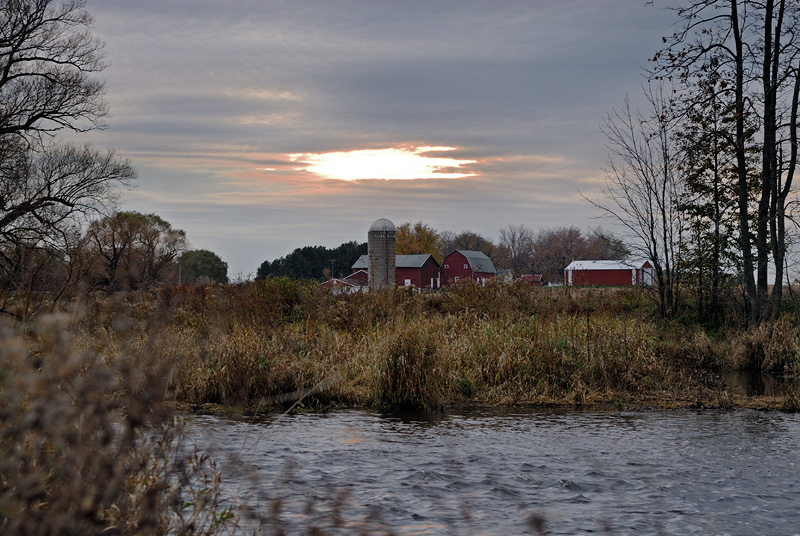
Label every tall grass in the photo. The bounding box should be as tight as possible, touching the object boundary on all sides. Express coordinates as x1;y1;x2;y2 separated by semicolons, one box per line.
69;280;785;413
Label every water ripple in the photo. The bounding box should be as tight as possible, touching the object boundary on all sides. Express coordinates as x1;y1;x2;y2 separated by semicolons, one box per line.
187;408;800;535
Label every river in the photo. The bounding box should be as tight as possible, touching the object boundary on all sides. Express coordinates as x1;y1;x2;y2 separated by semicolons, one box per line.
187;408;800;535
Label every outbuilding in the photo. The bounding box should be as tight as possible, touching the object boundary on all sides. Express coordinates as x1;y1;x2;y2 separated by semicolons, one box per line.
520;274;544;286
352;254;441;288
396;254;441;288
440;250;496;286
564;260;654;287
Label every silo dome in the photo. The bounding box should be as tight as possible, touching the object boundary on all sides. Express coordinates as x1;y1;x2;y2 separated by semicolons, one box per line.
369;218;396;233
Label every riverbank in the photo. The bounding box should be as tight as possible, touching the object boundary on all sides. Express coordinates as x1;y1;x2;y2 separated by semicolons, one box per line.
75;279;800;413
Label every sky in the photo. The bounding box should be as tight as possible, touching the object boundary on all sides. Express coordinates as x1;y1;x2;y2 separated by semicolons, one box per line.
78;0;679;278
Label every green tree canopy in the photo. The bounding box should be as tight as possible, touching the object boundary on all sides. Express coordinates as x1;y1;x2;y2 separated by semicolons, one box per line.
180;250;228;285
256;241;367;281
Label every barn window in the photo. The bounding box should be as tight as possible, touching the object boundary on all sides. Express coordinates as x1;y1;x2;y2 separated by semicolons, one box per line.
404;279;412;286
454;276;460;282
464;264;468;269
444;264;449;269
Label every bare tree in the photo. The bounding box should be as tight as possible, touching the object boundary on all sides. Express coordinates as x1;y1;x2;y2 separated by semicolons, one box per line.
590;85;686;317
0;1;134;313
84;212;187;292
528;226;588;284
0;0;107;141
499;224;534;276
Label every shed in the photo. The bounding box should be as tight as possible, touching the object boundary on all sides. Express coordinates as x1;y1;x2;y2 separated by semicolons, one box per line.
343;269;368;287
520;274;544;286
564;260;654;287
440;250;496;286
320;278;363;294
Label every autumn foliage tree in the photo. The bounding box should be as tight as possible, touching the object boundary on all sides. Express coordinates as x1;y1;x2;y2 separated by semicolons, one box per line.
396;221;442;260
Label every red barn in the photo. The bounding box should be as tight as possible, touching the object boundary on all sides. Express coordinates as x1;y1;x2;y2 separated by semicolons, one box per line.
564;260;654;287
343;269;368;287
440;250;496;286
351;254;440;288
396;254;440;288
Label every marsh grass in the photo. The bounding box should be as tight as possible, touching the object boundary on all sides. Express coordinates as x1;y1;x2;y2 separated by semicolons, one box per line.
69;280;787;413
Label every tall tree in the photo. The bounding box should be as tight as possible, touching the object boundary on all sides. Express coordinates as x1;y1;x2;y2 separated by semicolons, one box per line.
0;0;134;312
396;221;441;261
591;86;686;317
498;224;534;276
654;0;800;324
85;212;186;291
0;0;107;140
675;61;758;321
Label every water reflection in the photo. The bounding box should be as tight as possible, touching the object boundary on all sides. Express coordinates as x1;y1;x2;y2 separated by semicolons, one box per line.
722;370;799;396
187;408;800;535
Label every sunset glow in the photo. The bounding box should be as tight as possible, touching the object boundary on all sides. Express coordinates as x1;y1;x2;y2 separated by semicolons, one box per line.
288;146;477;181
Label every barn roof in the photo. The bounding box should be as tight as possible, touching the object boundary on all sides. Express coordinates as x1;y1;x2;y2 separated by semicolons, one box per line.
397;254;438;268
564;259;651;271
351;254;439;270
450;250;496;274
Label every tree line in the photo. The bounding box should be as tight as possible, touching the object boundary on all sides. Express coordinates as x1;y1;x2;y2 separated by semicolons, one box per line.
255;222;629;284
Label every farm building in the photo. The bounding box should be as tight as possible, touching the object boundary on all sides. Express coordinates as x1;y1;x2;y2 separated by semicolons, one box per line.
564;260;654;287
343;269;368;287
440;250;496;286
397;254;441;288
320;277;363;294
352;254;441;288
520;274;544;286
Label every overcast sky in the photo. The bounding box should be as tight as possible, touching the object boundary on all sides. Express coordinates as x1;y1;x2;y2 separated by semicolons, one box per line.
80;0;678;277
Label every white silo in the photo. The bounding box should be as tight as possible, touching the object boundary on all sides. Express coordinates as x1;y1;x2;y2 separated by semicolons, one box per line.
368;218;396;291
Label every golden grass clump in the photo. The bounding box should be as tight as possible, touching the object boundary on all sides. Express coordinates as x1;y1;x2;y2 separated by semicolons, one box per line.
733;317;800;374
375;320;444;411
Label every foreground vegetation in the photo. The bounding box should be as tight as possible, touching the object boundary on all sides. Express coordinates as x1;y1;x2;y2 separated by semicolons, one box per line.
3;279;800;533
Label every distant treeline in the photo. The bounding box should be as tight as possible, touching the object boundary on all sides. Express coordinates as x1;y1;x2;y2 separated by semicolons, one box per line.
256;241;367;281
255;222;629;284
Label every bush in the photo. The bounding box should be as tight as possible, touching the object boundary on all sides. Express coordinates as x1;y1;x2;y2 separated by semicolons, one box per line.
0;314;235;535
